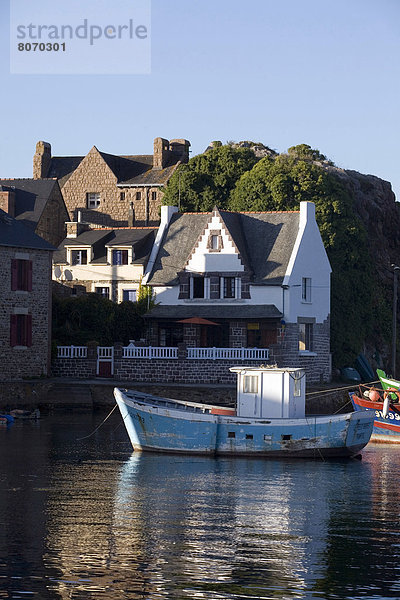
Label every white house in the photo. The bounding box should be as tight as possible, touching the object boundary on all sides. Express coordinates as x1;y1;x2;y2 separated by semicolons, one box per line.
143;202;332;382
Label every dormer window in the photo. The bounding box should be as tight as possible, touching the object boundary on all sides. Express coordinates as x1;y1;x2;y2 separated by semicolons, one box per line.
87;193;100;209
112;249;129;265
71;249;87;265
207;230;223;252
189;276;210;299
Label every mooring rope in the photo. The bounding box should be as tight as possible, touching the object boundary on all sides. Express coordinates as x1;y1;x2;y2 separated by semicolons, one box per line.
76;404;118;440
305;380;380;396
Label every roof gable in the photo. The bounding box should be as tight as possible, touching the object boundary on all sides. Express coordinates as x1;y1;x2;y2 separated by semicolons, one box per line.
0;208;55;251
147;209;301;286
0;178;59;227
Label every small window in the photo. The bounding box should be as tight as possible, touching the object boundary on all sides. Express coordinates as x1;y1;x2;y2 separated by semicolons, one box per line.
211;235;219;250
192;277;204;299
87;193;100;208
151;191;157;201
281;434;292;441
10;314;32;347
245;434;253;440
112;250;129;265
243;375;258;394
227;431;235;439
223;277;235;299
11;259;32;292
123;289;137;302
299;323;313;352
302;277;312;302
120;192;125;201
71;250;87;265
136;191;141;201
95;287;109;298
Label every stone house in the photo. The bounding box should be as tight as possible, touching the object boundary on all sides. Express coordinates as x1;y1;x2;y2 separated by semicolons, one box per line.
143;202;332;382
0;209;54;381
0;178;68;247
52;217;156;302
33;137;190;227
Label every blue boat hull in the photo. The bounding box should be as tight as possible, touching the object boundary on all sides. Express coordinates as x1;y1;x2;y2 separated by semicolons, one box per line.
115;389;374;458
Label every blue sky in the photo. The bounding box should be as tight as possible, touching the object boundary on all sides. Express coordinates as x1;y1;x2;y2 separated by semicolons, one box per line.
1;0;400;199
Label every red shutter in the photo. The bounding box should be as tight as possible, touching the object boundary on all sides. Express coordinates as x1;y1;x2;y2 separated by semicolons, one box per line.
27;260;33;292
10;315;17;346
26;314;33;347
11;259;17;291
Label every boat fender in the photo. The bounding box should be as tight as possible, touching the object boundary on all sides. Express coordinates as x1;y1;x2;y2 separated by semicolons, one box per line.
368;389;381;402
382;396;391;418
384;388;400;404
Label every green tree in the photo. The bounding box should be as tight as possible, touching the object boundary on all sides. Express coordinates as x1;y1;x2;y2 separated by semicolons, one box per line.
229;146;377;365
162;145;258;212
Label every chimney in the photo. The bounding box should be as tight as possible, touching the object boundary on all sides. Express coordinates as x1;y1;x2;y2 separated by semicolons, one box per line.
153;137;171;170
66;215;90;238
169;139;191;164
0;189;16;217
33;141;51;179
128;202;135;227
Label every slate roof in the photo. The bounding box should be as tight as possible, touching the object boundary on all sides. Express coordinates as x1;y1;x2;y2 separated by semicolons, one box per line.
47;150;180;187
0;178;59;230
147;209;300;286
0;209;55;251
54;228;156;265
144;304;282;320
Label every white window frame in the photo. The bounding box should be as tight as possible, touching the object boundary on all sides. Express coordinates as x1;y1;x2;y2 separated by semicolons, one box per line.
219;276;241;299
189;276;210;299
121;289;137;302
94;286;110;299
87;192;100;209
69;247;89;265
243;375;259;394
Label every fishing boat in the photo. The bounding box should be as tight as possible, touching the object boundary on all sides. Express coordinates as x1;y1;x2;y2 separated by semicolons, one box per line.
115;366;374;458
350;369;400;442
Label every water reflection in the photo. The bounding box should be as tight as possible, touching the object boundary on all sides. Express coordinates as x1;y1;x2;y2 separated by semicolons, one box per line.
2;414;400;599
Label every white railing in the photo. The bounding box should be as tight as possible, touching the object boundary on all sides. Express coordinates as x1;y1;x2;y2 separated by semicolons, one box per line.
57;345;269;361
57;345;87;358
122;345;178;359
187;347;270;361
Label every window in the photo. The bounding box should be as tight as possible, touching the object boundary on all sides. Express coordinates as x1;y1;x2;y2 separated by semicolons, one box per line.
302;277;312;302
227;432;236;439
136;191;141;201
299;323;313;351
10;314;32;347
245;434;253;440
211;235;219;250
95;287;109;298
192;276;204;298
223;277;235;298
123;289;137;302
11;259;32;291
112;250;129;265
87;193;100;208
151;191;157;201
120;192;125;201
243;375;258;393
71;250;87;265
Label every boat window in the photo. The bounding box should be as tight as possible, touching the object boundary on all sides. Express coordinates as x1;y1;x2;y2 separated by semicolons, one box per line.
264;435;272;442
228;431;235;438
281;434;292;441
243;375;258;394
246;434;253;440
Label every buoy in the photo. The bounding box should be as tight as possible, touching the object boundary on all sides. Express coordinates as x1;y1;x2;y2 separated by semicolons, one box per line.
369;389;381;402
382;396;390;418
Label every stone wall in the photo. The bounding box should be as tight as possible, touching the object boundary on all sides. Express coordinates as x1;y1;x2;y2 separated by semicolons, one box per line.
59;147;162;226
51;343;331;385
0;246;52;381
35;183;68;246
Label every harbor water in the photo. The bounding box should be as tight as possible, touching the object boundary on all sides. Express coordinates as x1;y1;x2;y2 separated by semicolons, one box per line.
1;409;400;600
